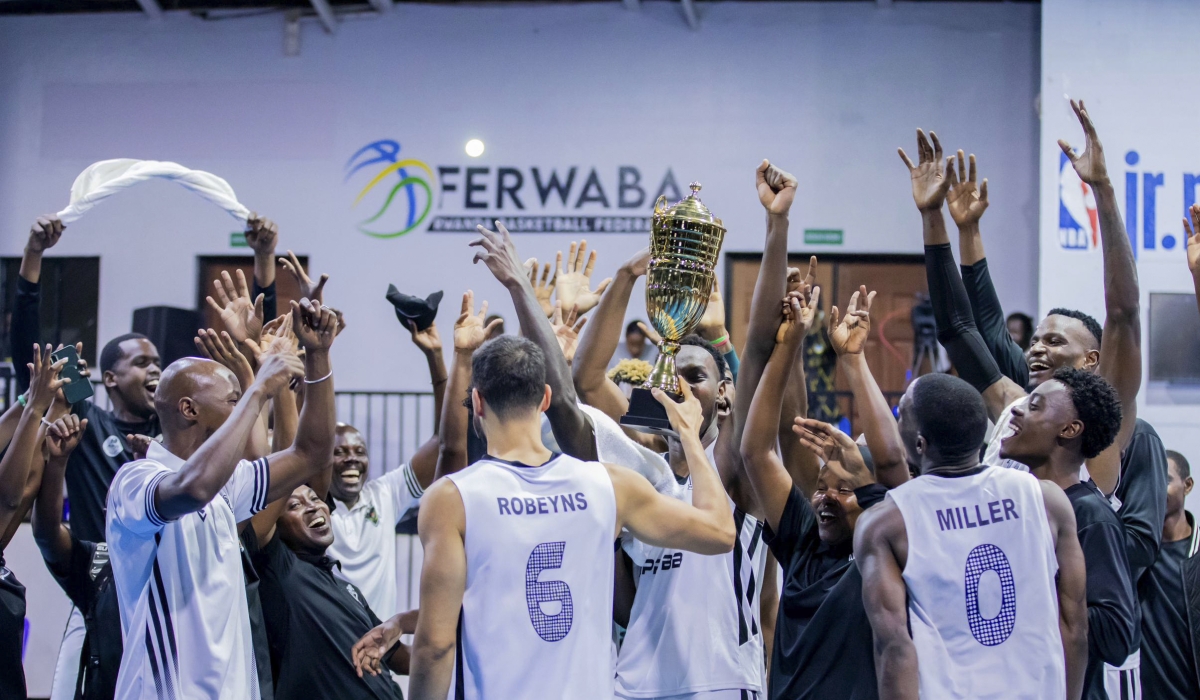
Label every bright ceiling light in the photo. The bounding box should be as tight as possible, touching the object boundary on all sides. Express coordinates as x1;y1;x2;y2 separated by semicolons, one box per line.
465;139;485;158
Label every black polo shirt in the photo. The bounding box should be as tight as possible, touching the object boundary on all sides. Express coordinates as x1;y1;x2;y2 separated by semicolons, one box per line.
762;482;886;700
47;537;121;700
1066;481;1138;700
1139;525;1200;700
248;531;403;700
67;401;159;543
0;555;27;700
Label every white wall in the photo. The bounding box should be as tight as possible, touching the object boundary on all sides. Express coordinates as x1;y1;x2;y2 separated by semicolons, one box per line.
1040;0;1200;511
0;2;1040;394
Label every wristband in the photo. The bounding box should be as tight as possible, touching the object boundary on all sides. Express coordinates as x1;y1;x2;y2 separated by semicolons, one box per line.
16;393;27;407
707;334;729;347
304;370;334;385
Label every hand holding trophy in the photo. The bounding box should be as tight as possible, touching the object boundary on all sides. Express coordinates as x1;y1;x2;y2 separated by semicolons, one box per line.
620;182;726;436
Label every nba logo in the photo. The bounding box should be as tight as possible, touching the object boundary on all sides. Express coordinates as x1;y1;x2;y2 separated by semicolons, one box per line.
1058;152;1098;250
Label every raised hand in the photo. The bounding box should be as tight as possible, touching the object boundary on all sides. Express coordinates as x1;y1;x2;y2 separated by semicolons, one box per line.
407;320;443;356
253;351;305;398
697;279;728;342
550;301;588;364
278;250;329;303
756;160;798;216
27;344;68;413
622;247;651;278
898;129;953;212
828;285;876;356
775;289;821;346
946;151;989;227
453;291;502;353
554;240;612;316
195;328;255;392
291;299;338;352
206;269;264;344
651;379;704;439
243;314;299;367
635;321;662;346
787;255;819;300
243;214;278;257
351;616;404;678
1058;99;1109;185
1184;203;1200;275
126;433;155;461
27;216;64;253
792;418;874;487
45;414;88;460
525;258;557;317
470;221;527;289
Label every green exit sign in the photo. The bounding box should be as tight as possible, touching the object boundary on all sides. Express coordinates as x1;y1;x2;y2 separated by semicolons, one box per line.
230;232;248;248
804;229;843;245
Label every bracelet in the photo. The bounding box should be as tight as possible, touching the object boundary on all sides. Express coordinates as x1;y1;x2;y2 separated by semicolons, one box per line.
708;334;729;347
304;370;334;385
41;417;55;428
16;393;27;407
712;338;733;354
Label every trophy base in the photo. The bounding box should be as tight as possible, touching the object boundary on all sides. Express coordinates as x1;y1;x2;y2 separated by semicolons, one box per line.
619;387;679;437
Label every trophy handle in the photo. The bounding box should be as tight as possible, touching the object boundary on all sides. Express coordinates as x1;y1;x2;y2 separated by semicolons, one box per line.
653;195;669;215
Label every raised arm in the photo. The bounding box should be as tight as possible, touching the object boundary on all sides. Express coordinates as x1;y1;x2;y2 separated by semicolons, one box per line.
1059;100;1141;463
775;262;821;496
854;502;918;700
470;221;596;460
902;131;1024;422
32;414;87;573
0;346;65;538
1040;481;1087;700
572;248;649;421
244;214;278;319
828;287;909;488
407;321;448;434
434;292;500;480
13;217;63;393
740;291;818;530
402;480;467;700
612;382;735;555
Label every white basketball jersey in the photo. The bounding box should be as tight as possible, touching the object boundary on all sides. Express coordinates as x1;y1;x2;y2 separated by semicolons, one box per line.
887;468;1065;699
984;398;1030;472
615;482;766;698
447;453;617;700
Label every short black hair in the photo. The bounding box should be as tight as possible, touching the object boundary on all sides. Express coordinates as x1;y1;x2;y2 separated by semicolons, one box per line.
100;333;150;374
1046;308;1103;347
911;374;988;463
679;334;728;382
1166;449;1191;479
626;320;646;337
1053;367;1121;459
471;335;547;419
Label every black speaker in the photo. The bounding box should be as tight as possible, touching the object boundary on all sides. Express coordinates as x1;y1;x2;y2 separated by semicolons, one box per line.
132;306;201;368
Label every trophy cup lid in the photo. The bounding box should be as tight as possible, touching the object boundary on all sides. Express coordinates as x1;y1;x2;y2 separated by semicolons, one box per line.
654;182;724;229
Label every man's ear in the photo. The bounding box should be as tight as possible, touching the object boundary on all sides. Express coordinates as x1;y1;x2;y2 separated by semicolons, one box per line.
1082;348;1101;372
540;384;552;413
178;397;198;421
914;434;927;456
1186;476;1195;497
715;379;732;418
1059;419;1084;442
471;387;486;419
103;369;119;390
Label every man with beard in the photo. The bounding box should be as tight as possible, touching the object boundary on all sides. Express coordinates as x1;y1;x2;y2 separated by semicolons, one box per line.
998;369;1137;699
740;286;912;700
857;373;1088;700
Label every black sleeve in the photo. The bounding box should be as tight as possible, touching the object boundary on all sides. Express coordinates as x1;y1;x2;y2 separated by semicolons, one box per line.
247;529;295;581
762;484;818;566
47;535;98;614
960;259;1030;388
12;276;40;395
855;483;889;510
924;244;1005;394
1114;422;1168;584
1078;519;1139;666
252;279;277;323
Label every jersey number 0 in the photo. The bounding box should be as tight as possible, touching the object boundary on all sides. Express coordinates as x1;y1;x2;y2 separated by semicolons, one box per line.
964;543;1017;646
526;541;574;642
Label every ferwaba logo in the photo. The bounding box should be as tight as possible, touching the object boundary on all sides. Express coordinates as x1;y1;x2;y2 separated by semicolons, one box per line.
345;140;435;239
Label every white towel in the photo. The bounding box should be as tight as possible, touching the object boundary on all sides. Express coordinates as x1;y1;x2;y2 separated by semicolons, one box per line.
579;403;682;498
56;159;250;224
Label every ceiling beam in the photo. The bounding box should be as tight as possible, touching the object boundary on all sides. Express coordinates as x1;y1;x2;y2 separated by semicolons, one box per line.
368;0;393;12
134;0;162;19
309;0;337;33
680;0;698;30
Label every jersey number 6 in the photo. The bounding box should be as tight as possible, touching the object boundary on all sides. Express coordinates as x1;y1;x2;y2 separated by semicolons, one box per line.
526;541;574;642
964;543;1017;646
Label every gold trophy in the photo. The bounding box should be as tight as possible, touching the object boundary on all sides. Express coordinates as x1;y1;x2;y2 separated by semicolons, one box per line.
621;182;726;436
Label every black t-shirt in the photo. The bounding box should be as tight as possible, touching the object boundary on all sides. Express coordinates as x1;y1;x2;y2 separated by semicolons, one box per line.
47;537;121;700
1066;481;1138;700
1139;533;1199;700
66;402;159;543
1114;419;1168;585
761;483;886;700
0;556;27;700
248;532;403;700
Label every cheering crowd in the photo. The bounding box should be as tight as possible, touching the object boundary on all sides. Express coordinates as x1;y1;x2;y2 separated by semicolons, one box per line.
0;100;1197;700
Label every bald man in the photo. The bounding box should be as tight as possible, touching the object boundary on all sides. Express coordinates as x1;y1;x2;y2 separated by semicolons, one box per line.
105;300;339;700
